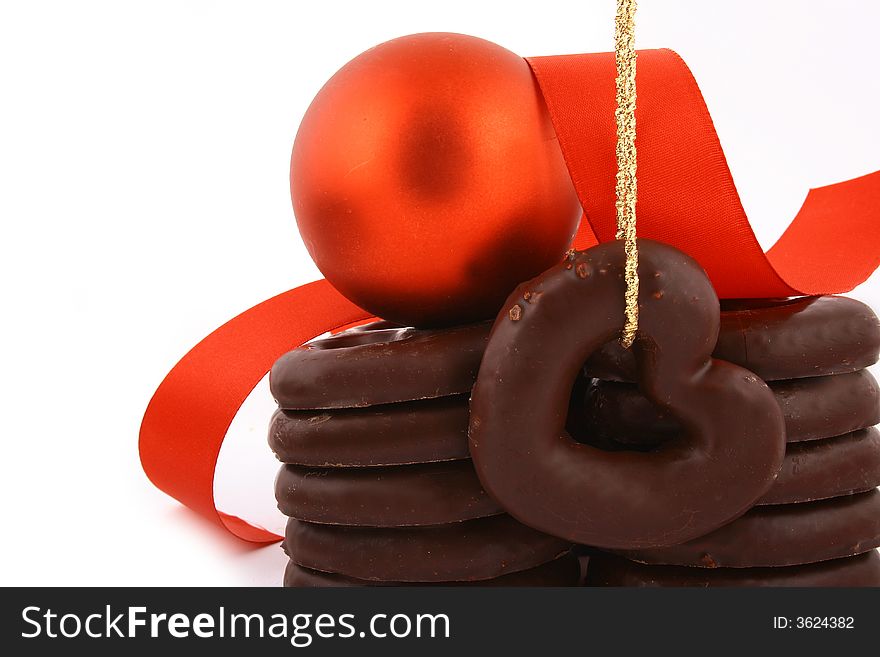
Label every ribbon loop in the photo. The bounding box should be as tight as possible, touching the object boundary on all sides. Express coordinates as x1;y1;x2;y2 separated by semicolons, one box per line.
527;49;880;298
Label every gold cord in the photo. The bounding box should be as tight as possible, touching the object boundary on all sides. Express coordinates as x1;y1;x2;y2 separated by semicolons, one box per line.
615;0;639;348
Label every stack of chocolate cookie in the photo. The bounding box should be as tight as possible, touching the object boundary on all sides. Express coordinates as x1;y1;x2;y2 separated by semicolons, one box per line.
579;296;880;586
268;322;578;587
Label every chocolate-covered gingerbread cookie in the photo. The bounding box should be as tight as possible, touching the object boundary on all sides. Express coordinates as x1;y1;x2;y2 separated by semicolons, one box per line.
269;395;470;467
757;428;880;505
584;296;880;382
617;489;880;568
585;550;880;587
284;514;570;582
469;240;786;549
275;460;502;526
284;552;581;587
270;321;490;409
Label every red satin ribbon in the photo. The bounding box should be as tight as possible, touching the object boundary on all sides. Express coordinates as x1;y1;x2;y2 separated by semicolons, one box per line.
139;48;880;543
527;49;880;294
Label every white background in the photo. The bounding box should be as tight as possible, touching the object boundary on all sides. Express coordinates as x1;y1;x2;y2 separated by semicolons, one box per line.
1;0;878;586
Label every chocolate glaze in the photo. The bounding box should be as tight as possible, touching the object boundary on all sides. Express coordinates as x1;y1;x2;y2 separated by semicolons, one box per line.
283;552;581;587
275;460;502;526
284;514;571;582
584;295;880;382
270;321;490;409
585;550;880;587
758;428;880;505
269;395;470;467
469;240;786;549
580;370;879;447
568;427;880;506
616;489;880;568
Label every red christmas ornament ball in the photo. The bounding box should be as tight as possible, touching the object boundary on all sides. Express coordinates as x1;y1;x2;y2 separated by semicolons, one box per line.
290;33;581;327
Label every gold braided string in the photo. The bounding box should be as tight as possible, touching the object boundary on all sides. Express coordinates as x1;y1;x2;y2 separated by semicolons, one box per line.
615;0;639;348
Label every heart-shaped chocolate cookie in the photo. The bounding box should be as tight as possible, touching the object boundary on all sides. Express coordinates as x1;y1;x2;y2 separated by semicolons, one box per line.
469;240;786;549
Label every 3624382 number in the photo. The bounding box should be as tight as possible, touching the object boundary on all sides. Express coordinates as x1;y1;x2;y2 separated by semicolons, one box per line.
795;617;854;629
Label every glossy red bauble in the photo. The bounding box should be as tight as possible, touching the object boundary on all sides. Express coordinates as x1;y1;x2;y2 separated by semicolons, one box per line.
290;33;581;327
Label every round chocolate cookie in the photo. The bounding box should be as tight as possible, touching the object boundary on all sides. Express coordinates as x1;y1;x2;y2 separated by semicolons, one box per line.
585;550;880;587
758;428;880;505
283;552;581;587
584;295;880;382
269;395;470;467
469;240;785;549
284;515;571;582
579;369;879;448
616;489;880;568
275;460;502;526
270;321;490;409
